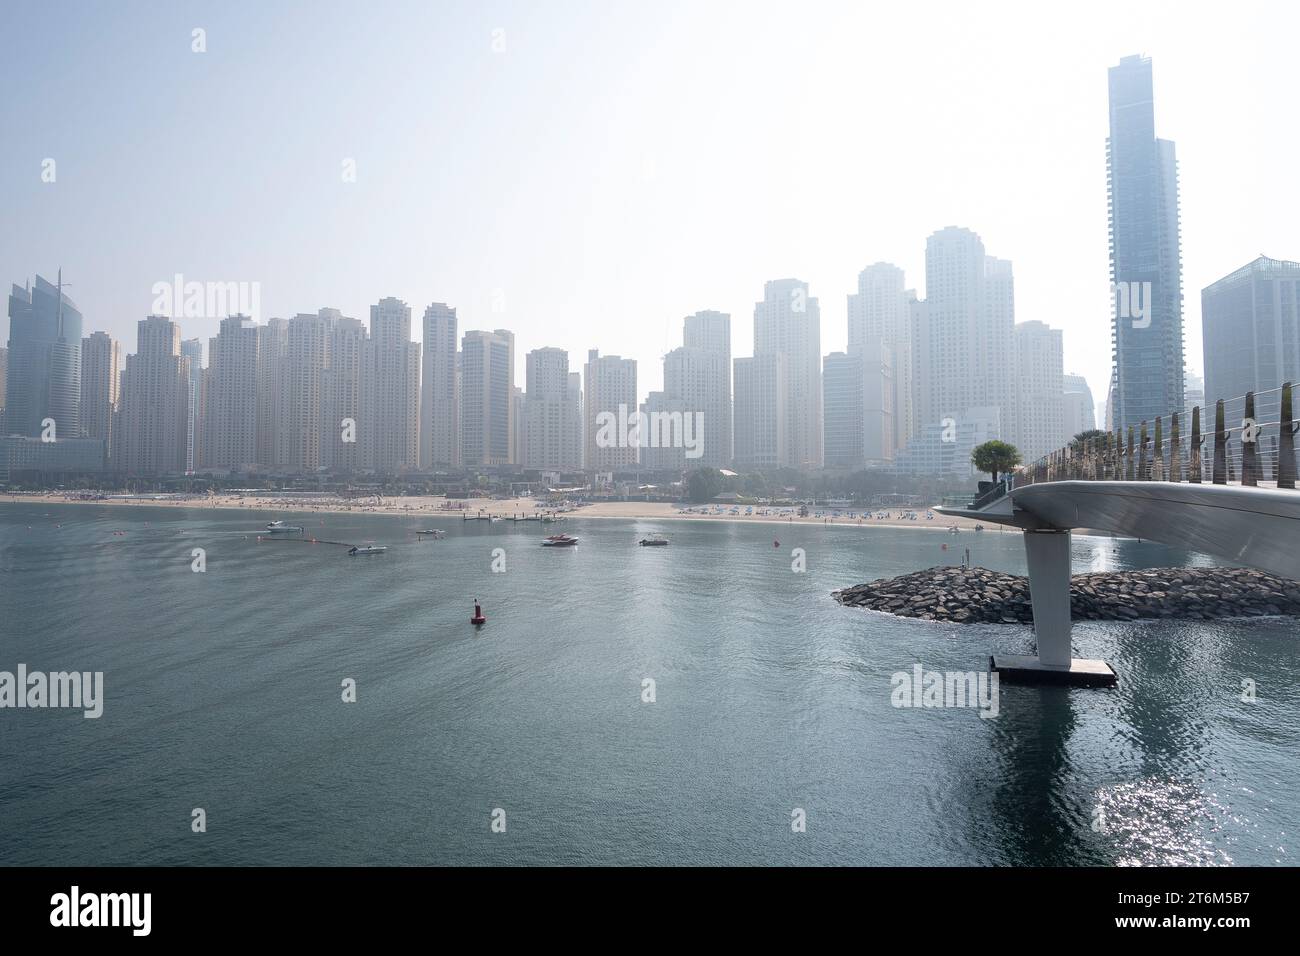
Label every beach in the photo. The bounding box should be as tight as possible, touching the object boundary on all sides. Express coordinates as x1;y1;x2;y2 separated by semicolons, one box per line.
0;492;988;530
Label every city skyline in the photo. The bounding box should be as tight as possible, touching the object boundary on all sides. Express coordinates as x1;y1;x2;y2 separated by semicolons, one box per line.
4;2;1299;413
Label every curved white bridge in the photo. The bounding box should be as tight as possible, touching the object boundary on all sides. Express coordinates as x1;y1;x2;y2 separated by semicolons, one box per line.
936;481;1300;684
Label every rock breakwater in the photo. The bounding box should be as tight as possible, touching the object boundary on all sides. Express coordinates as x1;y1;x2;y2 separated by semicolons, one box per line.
832;566;1300;624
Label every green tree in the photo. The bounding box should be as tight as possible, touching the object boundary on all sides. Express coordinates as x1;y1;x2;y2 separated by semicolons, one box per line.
686;467;724;503
1069;428;1108;451
970;440;1021;484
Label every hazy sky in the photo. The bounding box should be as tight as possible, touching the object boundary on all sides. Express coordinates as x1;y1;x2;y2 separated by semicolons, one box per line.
4;0;1297;414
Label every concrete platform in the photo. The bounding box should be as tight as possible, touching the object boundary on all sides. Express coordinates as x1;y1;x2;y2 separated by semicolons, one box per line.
990;655;1118;687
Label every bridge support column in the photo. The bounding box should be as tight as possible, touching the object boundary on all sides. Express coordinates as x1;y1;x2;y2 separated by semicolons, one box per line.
990;529;1117;687
1024;530;1072;666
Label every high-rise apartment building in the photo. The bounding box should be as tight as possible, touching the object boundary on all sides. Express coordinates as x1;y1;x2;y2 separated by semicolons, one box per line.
523;347;580;471
1201;256;1300;420
1108;54;1184;429
361;297;419;472
120;315;189;476
81;331;120;464
682;310;732;465
1010;320;1064;461
460;329;515;467
180;338;202;471
1063;373;1097;441
662;345;727;468
5;275;82;439
914;228;1014;441
848;263;913;453
420;303;459;470
205;315;261;471
584;350;637;472
822;343;893;471
753;279;821;469
733;353;786;470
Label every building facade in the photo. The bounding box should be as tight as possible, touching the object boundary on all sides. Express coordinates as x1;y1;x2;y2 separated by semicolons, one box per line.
460;329;515;467
1201;256;1300;419
81;331;120;465
6;275;83;440
753;279;821;469
584;350;637;472
1108;54;1184;429
420;303;459;470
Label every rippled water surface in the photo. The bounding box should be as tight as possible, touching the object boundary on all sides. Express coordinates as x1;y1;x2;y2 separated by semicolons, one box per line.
1;503;1296;865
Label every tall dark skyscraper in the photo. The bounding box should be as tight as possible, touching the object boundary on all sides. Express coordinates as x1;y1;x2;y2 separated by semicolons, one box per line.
1107;55;1184;430
5;273;83;438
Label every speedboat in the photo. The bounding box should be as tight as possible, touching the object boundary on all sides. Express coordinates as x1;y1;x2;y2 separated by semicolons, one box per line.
638;534;669;547
416;529;445;538
541;534;578;547
348;545;387;555
265;521;304;533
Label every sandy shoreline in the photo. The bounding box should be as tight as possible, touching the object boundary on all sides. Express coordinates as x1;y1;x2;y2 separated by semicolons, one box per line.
0;493;989;531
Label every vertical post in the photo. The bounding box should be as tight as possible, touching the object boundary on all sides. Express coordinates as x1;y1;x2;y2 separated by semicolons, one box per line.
1169;412;1182;482
1024;530;1072;667
1138;421;1149;480
1189;406;1202;483
1280;383;1297;490
1213;399;1227;484
1241;391;1258;486
1152;417;1164;481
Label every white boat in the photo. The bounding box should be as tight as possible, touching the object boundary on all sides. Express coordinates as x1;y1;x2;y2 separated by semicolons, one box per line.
348;545;387;555
265;521;304;533
541;533;579;547
416;529;445;538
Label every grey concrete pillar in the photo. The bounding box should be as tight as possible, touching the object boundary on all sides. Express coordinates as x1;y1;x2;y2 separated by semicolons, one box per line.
1024;529;1072;667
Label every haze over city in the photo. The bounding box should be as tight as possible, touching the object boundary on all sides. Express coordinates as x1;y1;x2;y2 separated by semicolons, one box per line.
4;0;1298;409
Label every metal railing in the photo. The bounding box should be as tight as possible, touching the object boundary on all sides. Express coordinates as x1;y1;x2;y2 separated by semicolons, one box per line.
1015;382;1300;491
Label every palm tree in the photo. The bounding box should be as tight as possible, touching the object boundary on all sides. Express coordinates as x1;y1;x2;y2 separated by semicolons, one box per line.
970;440;1022;484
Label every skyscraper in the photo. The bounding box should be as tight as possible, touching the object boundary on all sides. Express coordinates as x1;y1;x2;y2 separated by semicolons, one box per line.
5;275;82;439
847;263;913;453
1010;320;1064;461
682;310;732;465
256;318;288;470
420;303;459;470
822;345;893;471
120;316;189;476
733;353;786;470
460;329;515;467
323;310;365;473
753;279;822;469
1108;54;1184;429
278;313;331;473
81;331;120;464
180;338;203;472
361;297;420;472
205;315;261;471
914;228;1014;440
567;371;584;472
0;347;7;432
662;345;727;468
523;347;580;471
584;350;637;472
1201;256;1300;417
1063;373;1097;441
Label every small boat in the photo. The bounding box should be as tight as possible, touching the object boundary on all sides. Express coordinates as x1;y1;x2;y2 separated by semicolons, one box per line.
416;529;445;538
348;545;387;555
265;521;304;533
541;533;579;547
638;534;669;547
